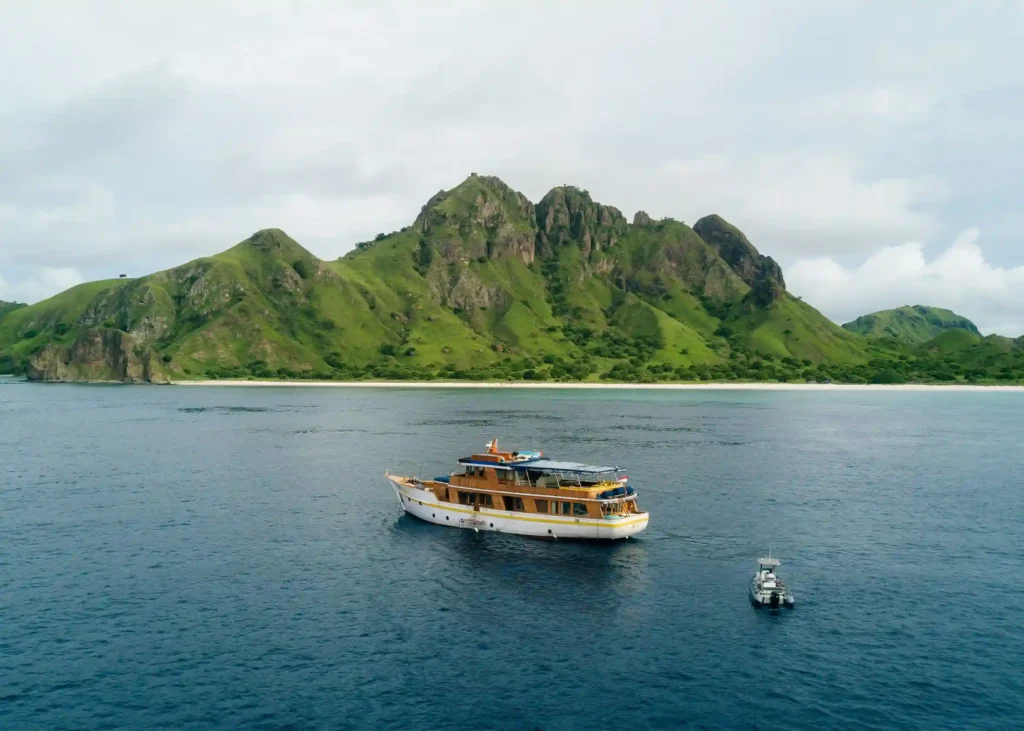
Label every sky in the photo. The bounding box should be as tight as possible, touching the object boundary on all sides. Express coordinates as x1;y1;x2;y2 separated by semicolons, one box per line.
1;1;1022;334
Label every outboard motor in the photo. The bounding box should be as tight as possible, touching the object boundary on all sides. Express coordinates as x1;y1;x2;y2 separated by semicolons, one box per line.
769;591;781;609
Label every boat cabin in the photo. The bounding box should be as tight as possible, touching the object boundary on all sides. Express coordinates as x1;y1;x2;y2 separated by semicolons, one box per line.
756;557;781;586
426;440;642;519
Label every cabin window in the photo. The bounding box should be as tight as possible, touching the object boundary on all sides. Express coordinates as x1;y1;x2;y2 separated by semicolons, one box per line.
561;502;572;515
573;503;588;517
534;499;548;514
479;493;493;507
502;496;524;511
458;491;473;505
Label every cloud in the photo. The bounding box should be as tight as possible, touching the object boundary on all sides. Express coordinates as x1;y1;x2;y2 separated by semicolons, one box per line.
0;267;84;304
810;88;935;124
0;1;1022;303
787;228;1024;337
654;153;942;257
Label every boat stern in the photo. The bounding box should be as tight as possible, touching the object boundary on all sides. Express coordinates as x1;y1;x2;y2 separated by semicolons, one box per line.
597;511;649;540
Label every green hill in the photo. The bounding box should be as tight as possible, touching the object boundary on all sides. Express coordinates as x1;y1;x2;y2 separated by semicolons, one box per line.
0;300;26;319
842;305;981;344
0;174;1018;384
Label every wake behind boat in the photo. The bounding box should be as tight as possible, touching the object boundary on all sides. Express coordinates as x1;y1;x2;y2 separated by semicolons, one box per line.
749;555;795;609
386;439;649;540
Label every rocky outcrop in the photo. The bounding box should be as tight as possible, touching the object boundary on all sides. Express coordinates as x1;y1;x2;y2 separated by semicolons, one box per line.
611;219;748;300
693;214;785;306
448;268;508;313
416;174;537;264
632;210;653;227
27;328;169;383
536;187;627;260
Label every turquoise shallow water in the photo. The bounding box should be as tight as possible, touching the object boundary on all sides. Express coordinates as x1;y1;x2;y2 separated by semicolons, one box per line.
2;382;1023;730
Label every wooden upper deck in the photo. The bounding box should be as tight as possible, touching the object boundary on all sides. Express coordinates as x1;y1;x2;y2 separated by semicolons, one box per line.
408;439;641;519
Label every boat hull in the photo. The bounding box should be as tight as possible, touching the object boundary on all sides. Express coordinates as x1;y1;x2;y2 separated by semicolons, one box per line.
387;476;648;540
749;578;795;609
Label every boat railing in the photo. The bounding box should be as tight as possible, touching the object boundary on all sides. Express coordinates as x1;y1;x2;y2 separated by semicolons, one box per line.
429;481;638;504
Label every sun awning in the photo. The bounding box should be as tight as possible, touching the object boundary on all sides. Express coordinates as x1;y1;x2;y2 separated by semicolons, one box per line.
507;459;619;474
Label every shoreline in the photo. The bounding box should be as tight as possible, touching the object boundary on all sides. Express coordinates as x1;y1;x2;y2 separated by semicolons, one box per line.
170;379;1024;392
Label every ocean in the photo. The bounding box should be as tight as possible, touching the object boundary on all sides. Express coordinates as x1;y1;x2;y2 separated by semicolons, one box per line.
2;381;1022;729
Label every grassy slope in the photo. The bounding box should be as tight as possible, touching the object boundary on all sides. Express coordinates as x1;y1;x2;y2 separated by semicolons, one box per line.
842;305;981;344
729;294;873;363
916;330;1023;370
0;300;26;321
0;280;132;365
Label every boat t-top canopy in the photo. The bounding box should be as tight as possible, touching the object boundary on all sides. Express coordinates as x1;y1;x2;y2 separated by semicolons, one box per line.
508;459;620;474
757;557;781;567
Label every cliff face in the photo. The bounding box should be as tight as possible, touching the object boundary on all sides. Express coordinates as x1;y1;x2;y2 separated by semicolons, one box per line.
27;328;170;383
693;215;786;306
536;186;627;260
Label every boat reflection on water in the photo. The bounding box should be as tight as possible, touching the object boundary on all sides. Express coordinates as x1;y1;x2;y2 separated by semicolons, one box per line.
393;510;651;611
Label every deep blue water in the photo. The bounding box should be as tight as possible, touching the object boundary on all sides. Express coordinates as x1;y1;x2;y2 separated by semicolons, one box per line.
2;381;1023;730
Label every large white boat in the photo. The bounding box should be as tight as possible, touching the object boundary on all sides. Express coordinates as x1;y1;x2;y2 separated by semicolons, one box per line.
386;439;649;540
749;555;795;609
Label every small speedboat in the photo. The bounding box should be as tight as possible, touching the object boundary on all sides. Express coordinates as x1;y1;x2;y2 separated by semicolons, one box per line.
750;554;795;609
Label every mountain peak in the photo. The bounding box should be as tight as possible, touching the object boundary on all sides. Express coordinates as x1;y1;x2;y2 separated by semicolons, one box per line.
536;186;627;258
237;228;312;255
632;210;654;227
411;173;536;264
416;173;534;230
693;215;785;305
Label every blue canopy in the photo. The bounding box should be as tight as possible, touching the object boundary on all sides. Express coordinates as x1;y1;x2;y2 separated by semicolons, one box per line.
507;459;619;474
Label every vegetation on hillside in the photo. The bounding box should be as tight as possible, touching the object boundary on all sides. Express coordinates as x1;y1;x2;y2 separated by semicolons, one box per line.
0;174;1019;384
842;305;981;344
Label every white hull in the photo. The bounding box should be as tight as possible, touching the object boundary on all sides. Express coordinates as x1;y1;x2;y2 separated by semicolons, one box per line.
749;579;795;609
387;476;648;540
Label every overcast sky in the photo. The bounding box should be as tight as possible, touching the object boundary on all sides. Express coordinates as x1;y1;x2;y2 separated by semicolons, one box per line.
1;1;1022;334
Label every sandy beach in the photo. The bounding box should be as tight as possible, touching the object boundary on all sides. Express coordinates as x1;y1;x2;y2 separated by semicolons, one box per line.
172;380;1024;392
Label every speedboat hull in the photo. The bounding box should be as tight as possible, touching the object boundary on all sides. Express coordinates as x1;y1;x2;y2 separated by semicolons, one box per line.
749;578;795;609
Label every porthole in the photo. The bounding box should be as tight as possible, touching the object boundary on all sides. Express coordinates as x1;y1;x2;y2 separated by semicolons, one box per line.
547;529;552;535
446;516;449;520
432;513;436;518
489;523;494;528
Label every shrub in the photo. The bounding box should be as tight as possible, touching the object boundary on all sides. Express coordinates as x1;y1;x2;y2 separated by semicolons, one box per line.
292;259;312;279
